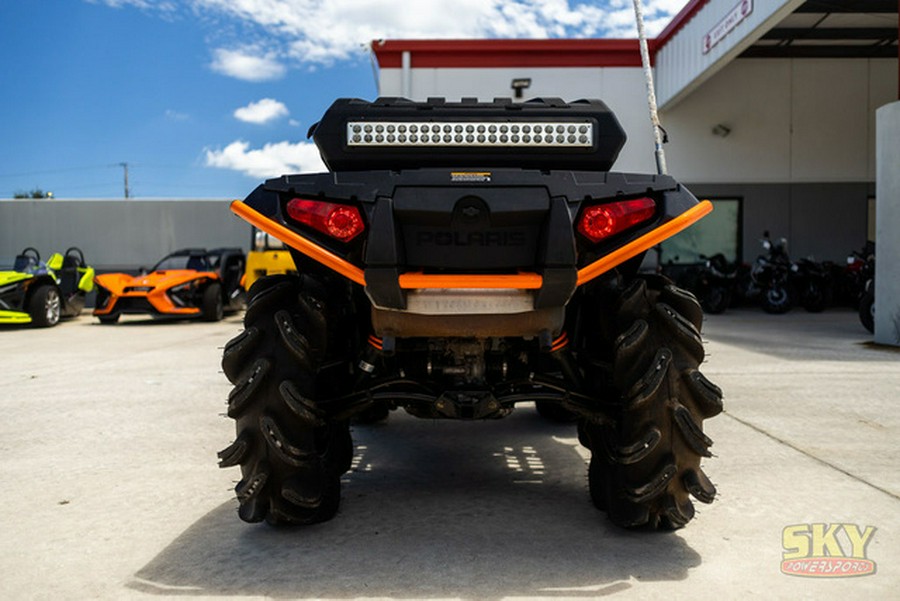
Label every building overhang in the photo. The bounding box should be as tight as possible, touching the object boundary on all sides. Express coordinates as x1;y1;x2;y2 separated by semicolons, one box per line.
648;0;897;108
371;0;897;108
744;0;899;59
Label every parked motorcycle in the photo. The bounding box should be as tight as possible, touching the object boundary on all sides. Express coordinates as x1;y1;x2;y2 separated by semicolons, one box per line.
790;257;832;313
852;244;876;333
696;253;739;314
840;242;876;308
751;232;793;314
658;252;739;314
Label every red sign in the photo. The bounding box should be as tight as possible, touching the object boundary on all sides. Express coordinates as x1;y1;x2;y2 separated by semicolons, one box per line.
703;0;753;54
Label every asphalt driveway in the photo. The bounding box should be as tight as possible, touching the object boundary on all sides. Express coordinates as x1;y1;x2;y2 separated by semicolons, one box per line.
0;308;897;599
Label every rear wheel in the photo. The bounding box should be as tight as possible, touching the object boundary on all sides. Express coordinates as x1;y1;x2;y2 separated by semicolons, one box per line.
801;283;827;313
202;283;224;321
219;275;352;525
701;285;730;314
29;285;61;327
859;287;875;333
761;285;792;314
580;276;722;529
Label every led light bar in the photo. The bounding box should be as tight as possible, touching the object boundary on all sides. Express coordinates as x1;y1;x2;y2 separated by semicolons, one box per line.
346;121;594;147
312;97;627;171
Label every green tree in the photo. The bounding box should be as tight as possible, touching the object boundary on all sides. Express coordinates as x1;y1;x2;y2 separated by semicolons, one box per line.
12;188;52;199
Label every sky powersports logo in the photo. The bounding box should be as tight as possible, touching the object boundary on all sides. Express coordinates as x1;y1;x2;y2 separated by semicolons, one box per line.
781;523;877;577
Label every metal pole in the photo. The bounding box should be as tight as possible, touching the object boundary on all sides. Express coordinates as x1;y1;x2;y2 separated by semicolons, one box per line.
401;51;412;99
632;0;667;175
120;162;130;199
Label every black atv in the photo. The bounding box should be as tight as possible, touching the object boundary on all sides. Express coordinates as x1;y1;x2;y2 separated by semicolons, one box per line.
218;97;722;530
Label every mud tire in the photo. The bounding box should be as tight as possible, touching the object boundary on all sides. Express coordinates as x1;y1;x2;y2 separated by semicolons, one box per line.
580;276;722;530
219;274;352;526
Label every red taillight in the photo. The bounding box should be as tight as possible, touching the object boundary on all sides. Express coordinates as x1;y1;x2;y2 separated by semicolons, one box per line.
576;197;656;243
286;198;365;242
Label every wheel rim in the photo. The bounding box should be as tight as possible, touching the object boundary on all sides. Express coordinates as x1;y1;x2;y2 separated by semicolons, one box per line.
45;289;61;324
768;288;787;305
707;288;724;310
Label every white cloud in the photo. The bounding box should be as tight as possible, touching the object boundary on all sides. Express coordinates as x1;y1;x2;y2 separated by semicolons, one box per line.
210;47;286;82
165;109;189;121
205;140;326;178
191;0;689;65
234;98;290;124
101;2;689;73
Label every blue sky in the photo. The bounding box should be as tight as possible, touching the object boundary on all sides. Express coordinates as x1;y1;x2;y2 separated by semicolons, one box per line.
0;0;687;199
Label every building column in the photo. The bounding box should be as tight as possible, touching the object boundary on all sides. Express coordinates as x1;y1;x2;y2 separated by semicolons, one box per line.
875;101;900;346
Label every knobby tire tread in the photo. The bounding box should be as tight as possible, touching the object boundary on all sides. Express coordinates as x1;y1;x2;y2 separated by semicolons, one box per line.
581;275;722;530
219;274;351;526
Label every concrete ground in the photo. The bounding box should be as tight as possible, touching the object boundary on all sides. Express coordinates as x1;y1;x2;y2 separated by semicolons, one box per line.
0;308;897;600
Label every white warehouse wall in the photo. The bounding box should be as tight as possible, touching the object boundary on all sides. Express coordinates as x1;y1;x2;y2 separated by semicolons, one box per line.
662;58;897;184
377;54;895;262
380;57;897;184
0;199;249;273
379;66;658;174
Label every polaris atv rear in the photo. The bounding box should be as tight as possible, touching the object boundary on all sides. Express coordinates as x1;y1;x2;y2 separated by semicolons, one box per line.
219;97;722;529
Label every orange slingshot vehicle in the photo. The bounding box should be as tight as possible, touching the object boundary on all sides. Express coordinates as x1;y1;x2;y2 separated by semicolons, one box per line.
93;248;245;323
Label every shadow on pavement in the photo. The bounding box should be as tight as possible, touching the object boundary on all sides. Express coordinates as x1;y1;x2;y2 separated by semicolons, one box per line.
131;410;701;599
87;314;244;327
702;308;889;362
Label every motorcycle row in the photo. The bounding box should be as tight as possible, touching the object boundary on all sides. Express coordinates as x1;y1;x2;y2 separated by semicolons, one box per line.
664;235;876;332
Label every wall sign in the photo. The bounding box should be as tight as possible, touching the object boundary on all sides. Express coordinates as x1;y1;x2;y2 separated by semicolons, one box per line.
703;0;753;54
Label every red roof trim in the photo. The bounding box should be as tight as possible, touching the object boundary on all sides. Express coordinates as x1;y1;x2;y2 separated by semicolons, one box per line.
372;39;647;68
371;2;715;70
